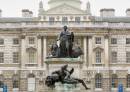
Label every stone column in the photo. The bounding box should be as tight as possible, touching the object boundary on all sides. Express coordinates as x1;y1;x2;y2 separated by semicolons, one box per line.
83;36;87;69
104;35;109;67
43;36;47;68
37;35;42;68
88;36;93;67
21;35;26;68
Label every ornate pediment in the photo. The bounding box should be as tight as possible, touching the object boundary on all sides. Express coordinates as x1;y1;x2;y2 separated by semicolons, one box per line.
93;47;104;52
44;4;86;15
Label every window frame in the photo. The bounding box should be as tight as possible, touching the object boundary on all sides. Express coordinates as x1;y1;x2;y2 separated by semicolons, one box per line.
0;52;4;63
62;17;68;24
95;50;101;63
95;74;102;88
111;74;118;88
13;38;19;45
28;37;35;44
127;74;130;88
111;51;117;63
0;39;4;45
126;38;130;44
13;52;19;63
49;17;55;25
111;38;117;44
75;17;81;24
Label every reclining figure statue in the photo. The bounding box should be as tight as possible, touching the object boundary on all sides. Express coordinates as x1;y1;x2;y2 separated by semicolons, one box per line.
45;65;90;90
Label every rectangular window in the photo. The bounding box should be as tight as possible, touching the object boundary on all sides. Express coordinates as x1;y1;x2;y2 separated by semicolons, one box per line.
95;37;101;44
13;52;19;63
75;17;80;24
28;51;35;63
111;38;117;44
0;52;4;63
126;52;130;63
62;17;68;24
127;75;130;88
111;75;118;88
126;38;130;44
0;39;4;45
111;51;117;63
29;37;35;44
13;38;19;45
96;51;101;63
49;17;54;25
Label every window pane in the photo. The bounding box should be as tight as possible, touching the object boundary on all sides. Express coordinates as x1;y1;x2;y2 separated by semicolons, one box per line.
0;39;4;45
95;74;102;88
29;37;35;44
0;52;4;63
127;74;130;88
111;38;117;44
126;52;130;63
13;38;19;45
96;50;101;63
75;17;80;24
111;74;118;88
95;37;101;44
62;17;68;24
13;52;19;63
0;75;4;88
49;17;54;25
126;38;130;44
28;51;36;63
111;51;117;63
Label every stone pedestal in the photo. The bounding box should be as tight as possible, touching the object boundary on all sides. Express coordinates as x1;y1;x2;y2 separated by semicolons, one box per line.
45;58;83;78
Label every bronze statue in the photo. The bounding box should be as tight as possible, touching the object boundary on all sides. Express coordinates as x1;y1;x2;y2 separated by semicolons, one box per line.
47;26;83;58
45;65;90;90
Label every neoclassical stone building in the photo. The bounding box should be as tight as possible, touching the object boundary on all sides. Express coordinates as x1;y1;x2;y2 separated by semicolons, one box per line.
0;0;130;92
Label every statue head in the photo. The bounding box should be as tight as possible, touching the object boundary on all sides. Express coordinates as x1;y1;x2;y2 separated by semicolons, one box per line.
63;26;68;31
61;64;68;71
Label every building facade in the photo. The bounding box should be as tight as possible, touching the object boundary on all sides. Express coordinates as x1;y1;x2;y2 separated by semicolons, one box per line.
0;0;130;92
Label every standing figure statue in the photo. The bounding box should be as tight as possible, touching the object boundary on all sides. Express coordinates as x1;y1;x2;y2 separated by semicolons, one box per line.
47;26;83;58
58;26;73;57
45;65;90;90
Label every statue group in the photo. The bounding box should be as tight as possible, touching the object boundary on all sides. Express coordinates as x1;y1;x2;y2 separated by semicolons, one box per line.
45;26;89;90
48;26;83;58
45;65;90;90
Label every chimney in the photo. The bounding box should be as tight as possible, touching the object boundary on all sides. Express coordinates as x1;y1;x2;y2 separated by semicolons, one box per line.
126;9;130;16
100;8;115;17
22;9;33;18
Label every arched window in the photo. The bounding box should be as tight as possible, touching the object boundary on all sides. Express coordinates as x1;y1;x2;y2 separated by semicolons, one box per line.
127;74;130;88
95;73;102;88
111;74;118;88
96;50;101;63
12;74;19;88
28;73;35;91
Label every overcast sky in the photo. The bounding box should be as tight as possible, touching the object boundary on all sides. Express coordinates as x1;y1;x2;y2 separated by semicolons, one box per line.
0;0;130;17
